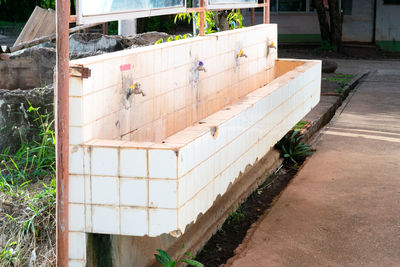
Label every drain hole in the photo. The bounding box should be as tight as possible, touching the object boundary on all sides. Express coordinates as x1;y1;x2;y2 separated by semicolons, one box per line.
210;126;218;138
199;121;206;124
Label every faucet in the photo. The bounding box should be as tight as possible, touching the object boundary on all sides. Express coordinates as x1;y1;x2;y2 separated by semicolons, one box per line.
268;41;277;50
127;82;145;99
197;61;207;72
237;49;248;58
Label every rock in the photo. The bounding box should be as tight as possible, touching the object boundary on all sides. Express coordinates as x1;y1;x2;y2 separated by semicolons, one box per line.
0;47;56;90
322;60;338;73
0;86;54;152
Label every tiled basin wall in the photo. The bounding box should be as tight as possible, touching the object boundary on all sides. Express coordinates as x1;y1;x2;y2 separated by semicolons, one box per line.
67;24;321;266
69;24;277;145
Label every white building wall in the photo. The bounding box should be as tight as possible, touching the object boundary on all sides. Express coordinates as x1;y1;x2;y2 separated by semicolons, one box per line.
375;0;400;41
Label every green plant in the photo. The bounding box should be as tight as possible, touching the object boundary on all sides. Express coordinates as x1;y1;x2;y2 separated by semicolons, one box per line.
292;120;309;132
154;245;204;267
154;33;193;44
227;205;245;224
227;9;244;29
317;40;337;52
0;101;56;266
277;130;314;166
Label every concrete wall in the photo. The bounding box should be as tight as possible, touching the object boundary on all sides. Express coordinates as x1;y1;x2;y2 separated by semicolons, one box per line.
375;0;400;51
342;0;374;42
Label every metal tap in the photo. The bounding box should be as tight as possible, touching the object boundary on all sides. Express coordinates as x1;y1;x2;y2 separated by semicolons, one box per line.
237;49;248;58
127;82;145;99
197;61;207;72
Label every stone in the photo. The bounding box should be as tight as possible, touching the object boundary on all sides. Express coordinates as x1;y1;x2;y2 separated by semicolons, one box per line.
322;59;338;73
0;86;53;152
0;47;55;90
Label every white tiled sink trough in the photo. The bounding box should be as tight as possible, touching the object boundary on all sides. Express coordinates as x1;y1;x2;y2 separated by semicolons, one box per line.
67;24;321;265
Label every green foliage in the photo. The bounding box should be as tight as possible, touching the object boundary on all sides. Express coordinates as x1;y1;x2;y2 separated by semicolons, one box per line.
174;9;244;36
0;101;56;266
292;120;309;132
139;15;177;34
154;33;192;45
154;245;204;267
227;205;245;224
227;9;244;29
322;73;355;93
318;40;337;52
277;130;313;166
0;101;55;191
108;21;118;35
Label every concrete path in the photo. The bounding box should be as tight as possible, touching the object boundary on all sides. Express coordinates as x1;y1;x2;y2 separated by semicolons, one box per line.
226;60;400;267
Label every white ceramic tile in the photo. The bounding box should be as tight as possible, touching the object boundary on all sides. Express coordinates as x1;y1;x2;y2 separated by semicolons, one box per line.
68;260;86;267
148;149;177;179
91;176;118;205
92;205;119;234
70;77;83;97
120;149;147;177
69;232;86;260
69;204;85;231
91;147;118;176
69;127;83;145
178;199;194;232
69;97;82;127
120;207;148;236
83;146;91;175
149;180;177;209
149;209;178;236
120;178;147;207
69;175;84;203
70;145;83;175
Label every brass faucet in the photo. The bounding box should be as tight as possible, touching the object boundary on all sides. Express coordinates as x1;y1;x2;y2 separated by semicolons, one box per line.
127;82;145;99
237;49;248;58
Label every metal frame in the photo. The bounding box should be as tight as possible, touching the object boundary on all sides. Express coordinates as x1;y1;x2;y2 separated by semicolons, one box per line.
76;0;187;25
56;0;270;265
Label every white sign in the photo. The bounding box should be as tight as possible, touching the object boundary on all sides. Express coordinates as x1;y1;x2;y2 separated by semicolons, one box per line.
77;0;186;24
207;0;258;9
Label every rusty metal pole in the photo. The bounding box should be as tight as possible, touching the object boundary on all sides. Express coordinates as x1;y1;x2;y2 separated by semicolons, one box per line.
199;0;205;36
251;8;255;26
56;0;70;266
264;0;270;24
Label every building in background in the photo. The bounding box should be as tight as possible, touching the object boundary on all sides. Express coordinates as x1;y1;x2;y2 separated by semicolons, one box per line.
243;0;400;51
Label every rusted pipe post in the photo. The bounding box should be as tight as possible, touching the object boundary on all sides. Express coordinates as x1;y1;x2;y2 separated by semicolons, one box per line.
264;0;270;24
56;0;70;266
199;0;205;36
251;8;255;25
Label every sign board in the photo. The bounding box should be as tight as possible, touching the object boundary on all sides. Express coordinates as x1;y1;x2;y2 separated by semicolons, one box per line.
207;0;258;9
77;0;186;24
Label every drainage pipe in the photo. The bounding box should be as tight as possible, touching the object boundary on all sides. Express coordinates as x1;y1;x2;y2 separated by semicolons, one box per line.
56;0;70;265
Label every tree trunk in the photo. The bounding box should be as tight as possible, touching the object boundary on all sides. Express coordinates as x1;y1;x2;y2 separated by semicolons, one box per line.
214;11;230;32
314;0;331;44
328;0;342;51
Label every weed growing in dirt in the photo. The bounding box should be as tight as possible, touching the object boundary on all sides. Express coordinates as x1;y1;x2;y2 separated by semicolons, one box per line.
227;205;245;224
155;244;204;267
0;101;56;266
276;130;314;166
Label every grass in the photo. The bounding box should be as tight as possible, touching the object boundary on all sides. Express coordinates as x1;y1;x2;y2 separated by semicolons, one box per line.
322;73;355;93
0;101;56;266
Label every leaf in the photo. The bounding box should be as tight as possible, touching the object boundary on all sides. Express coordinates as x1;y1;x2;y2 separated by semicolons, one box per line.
164;260;177;267
185;252;195;259
182;259;204;267
157;249;171;263
155;254;166;265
